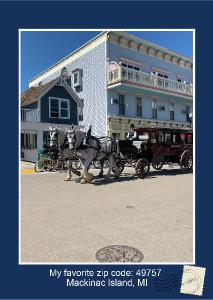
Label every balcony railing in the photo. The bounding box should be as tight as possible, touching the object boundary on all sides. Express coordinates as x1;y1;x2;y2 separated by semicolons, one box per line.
108;67;193;96
21;108;39;122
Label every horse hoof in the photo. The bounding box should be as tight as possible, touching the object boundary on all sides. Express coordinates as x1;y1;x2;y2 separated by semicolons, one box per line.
64;177;71;181
80;178;87;184
84;173;93;183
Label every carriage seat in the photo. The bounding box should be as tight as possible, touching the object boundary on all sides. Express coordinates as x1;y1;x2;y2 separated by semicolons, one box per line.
132;141;143;151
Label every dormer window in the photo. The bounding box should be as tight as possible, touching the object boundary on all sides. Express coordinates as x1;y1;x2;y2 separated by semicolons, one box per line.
72;69;82;87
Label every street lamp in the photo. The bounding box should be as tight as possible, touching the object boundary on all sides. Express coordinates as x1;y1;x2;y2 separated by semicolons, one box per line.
189;112;193;128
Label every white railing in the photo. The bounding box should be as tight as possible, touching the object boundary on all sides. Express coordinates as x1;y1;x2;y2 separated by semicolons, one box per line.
108;66;193;96
21;108;39;122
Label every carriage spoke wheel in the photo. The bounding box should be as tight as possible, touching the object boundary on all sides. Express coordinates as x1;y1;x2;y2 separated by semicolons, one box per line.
34;158;45;172
135;158;150;179
152;155;164;170
44;158;54;171
180;150;193;173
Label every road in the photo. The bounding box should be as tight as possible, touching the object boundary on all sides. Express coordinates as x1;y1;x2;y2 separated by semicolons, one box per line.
20;165;193;264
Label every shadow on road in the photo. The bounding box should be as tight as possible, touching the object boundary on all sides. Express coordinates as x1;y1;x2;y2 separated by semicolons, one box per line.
90;168;192;185
149;168;193;177
91;174;138;185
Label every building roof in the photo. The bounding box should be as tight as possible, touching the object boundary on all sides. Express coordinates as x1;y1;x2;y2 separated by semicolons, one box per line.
113;31;193;63
21;79;57;106
29;30;193;87
21;77;83;107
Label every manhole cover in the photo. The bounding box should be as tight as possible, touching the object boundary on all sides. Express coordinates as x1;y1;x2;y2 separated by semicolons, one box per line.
95;245;144;263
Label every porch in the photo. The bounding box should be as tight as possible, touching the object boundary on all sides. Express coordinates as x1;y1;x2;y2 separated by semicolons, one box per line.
108;66;193;97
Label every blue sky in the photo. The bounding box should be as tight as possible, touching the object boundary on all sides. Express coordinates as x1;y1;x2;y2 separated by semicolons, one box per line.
21;30;193;92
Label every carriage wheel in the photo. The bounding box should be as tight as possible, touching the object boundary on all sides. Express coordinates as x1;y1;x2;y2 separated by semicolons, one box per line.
180;150;193;173
135;158;150;179
34;159;45;172
112;158;125;173
44;158;54;172
152;155;164;170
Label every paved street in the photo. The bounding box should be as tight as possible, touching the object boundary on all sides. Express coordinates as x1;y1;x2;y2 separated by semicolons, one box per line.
20;165;193;263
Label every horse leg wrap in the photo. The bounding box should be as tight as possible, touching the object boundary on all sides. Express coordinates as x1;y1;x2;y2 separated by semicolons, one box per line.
64;175;71;181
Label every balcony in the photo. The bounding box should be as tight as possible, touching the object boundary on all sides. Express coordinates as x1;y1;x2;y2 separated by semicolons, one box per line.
21;108;39;122
108;67;193;97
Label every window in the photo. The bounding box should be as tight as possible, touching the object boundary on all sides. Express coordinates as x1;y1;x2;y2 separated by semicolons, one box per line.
119;94;125;115
172;134;177;144
165;133;171;144
152;99;157;118
121;63;140;71
136;96;142;117
49;98;70;119
153;71;168;79
177;79;182;83
21;132;37;149
170;103;175;120
158;132;164;143
72;69;82;87
43;131;49;148
180;133;185;144
112;133;120;139
50;98;59;118
73;72;78;84
187;134;193;144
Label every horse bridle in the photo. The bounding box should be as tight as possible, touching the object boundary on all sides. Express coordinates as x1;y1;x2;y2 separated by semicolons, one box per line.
67;131;77;149
50;131;59;147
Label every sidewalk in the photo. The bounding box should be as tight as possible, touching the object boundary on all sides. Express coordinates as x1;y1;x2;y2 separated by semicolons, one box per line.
20;161;35;174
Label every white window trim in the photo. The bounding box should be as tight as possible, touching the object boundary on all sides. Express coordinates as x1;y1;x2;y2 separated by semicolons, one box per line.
49;97;70;120
72;70;82;86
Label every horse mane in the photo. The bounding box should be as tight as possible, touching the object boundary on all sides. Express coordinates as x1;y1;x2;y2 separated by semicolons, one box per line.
57;129;66;146
75;130;86;149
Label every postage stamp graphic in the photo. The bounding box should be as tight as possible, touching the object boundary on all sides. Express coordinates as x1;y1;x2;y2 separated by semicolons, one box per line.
180;265;206;296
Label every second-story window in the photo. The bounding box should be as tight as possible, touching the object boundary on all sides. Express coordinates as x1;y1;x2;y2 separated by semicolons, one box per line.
136;96;142;117
121;63;139;71
153;71;168;79
170;103;175;120
152;99;157;118
49;97;70;119
119;94;125;115
72;69;82;88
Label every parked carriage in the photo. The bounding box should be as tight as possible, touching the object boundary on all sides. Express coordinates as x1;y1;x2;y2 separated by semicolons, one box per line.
115;128;193;179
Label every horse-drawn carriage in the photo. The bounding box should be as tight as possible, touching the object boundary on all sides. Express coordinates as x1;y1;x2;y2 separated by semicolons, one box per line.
47;126;193;183
115;128;193;179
